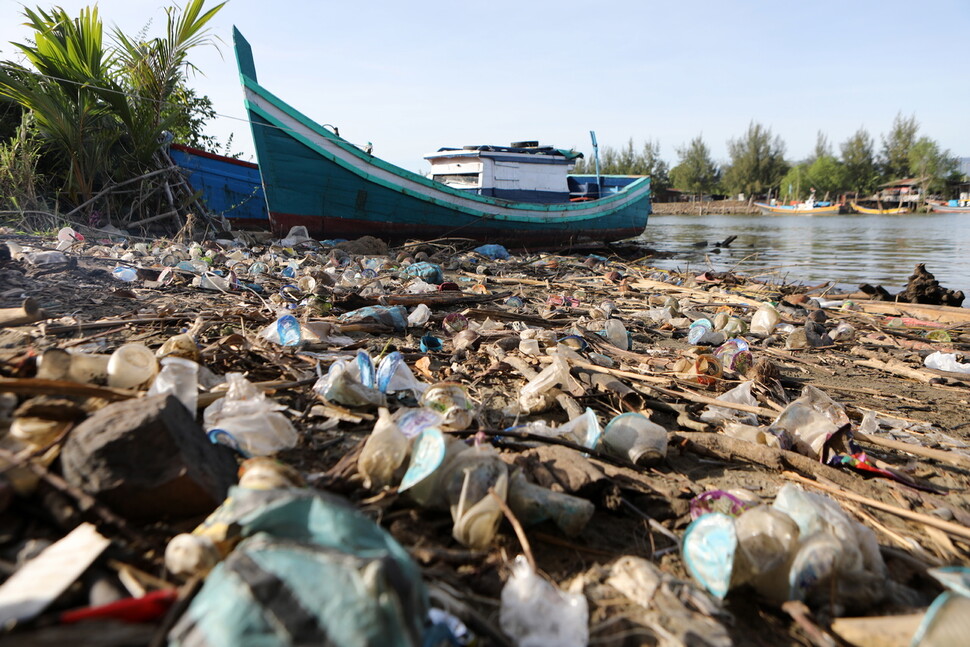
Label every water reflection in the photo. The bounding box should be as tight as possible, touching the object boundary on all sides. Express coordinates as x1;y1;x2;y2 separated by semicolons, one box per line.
639;212;970;297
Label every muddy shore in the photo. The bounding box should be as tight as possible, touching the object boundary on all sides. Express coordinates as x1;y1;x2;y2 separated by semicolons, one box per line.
0;227;969;646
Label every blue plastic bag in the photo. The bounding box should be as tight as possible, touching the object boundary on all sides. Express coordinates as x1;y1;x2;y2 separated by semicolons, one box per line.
473;244;509;260
403;261;444;285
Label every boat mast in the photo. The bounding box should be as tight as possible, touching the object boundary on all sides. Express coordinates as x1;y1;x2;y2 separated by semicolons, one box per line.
590;130;601;198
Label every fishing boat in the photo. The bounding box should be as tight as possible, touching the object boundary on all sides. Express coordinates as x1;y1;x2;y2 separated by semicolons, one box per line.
166;143;268;227
754;201;842;215
849;202;910;215
927;200;970;213
232;29;650;246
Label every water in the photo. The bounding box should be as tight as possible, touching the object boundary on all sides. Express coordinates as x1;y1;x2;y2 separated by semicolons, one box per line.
638;212;970;300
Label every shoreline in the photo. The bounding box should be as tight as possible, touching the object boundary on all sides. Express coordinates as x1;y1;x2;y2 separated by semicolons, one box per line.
1;230;969;646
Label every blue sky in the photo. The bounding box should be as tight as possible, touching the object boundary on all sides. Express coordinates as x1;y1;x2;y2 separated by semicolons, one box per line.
1;0;968;173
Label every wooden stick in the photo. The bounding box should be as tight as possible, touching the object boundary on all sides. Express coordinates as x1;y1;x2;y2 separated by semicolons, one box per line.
783;471;970;542
0;377;137;402
489;487;535;572
0;298;48;328
853;430;970;471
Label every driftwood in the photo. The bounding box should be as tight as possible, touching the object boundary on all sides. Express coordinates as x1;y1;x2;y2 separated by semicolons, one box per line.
0;298;48;328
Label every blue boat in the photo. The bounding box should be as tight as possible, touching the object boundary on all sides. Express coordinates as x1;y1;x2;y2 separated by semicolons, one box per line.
232;28;650;247
167;143;268;227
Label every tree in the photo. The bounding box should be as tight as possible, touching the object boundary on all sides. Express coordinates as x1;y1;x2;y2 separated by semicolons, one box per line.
669;134;719;196
631;139;670;194
807;130;832;165
0;1;226;208
908;137;957;197
778;163;809;202
806;155;847;198
880;112;919;180
840;127;878;195
721;121;789;198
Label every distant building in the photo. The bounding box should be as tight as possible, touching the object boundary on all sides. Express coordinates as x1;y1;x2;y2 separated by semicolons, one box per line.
875;178;926;204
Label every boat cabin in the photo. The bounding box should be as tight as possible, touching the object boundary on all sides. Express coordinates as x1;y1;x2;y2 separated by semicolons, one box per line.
424;141;582;203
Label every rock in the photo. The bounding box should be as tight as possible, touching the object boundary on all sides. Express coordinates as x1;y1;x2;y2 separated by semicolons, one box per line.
61;394;239;520
509;444;608;496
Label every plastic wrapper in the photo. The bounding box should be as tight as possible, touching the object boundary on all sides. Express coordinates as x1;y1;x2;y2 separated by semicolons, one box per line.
499;555;589;647
700;380;759;425
203;373;299;456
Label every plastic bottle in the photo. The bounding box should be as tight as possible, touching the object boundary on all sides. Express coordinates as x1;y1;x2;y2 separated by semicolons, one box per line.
67;352;111;384
107;343;157;389
601;412;667;465
506;469;595;536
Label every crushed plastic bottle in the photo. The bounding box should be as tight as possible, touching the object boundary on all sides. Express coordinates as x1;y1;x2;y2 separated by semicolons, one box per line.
600;412;668;465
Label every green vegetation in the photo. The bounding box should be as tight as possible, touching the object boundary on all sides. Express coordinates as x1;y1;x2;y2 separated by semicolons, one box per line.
572;137;670;194
571;115;961;205
0;0;227;231
669;135;720;196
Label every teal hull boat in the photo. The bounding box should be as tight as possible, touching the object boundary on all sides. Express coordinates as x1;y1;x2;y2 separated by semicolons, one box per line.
233;29;650;247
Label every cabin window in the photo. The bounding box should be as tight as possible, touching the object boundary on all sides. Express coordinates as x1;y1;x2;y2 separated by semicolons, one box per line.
433;173;480;187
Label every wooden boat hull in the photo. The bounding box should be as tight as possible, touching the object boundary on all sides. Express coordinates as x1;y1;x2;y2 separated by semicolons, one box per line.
850;202;910;215
754;202;842;215
168;144;268;227
928;202;970;213
232;29;650;247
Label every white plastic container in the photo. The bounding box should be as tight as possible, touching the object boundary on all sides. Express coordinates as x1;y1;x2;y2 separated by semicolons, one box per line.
601;412;668;465
107;343;158;389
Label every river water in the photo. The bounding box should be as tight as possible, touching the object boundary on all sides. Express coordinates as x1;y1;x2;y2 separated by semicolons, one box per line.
637;212;970;301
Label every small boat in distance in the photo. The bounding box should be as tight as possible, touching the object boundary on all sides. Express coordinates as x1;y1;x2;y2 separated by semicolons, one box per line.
927;200;970;214
232;29;651;247
754;201;841;215
850;202;911;215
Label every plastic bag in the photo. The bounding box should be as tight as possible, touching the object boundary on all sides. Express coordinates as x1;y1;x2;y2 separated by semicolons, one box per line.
402;261;444;284
925;351;970;374
338;305;408;331
312;360;386;407
700;380;759;425
499;555;589;647
750;303;781;336
148;357;199;413
203;373;299;456
473;244;510;260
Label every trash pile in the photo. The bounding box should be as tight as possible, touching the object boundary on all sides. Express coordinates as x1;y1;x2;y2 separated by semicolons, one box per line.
1;225;969;646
